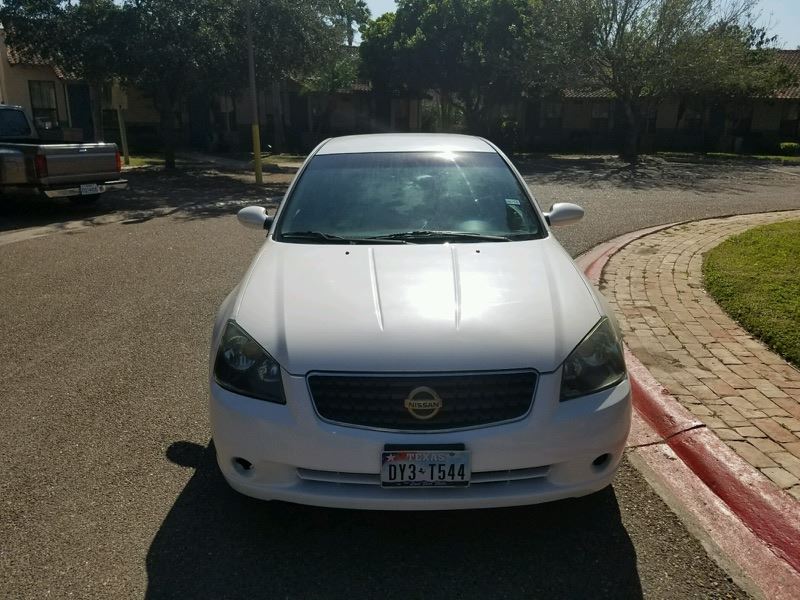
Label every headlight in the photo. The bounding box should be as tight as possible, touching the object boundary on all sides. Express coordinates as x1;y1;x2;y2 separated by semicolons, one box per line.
560;318;626;401
213;320;286;404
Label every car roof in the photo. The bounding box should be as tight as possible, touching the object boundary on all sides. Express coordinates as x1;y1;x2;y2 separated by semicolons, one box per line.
316;133;496;155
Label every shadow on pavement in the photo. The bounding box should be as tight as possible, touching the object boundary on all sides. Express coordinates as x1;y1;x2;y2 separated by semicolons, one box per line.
146;441;643;600
513;155;791;192
0;166;288;232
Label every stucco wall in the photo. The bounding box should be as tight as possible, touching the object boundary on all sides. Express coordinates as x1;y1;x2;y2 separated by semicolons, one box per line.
122;87;160;124
562;101;591;130
0;63;69;124
751;101;782;131
655;100;680;129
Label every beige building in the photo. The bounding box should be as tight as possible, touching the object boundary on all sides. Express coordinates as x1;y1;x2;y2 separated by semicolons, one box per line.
0;30;95;141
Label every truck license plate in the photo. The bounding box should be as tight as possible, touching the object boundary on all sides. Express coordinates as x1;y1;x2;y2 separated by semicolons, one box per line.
80;183;100;195
381;448;470;487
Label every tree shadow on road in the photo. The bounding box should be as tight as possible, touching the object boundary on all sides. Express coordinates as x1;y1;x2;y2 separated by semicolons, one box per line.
514;155;791;193
146;441;643;600
0;166;289;233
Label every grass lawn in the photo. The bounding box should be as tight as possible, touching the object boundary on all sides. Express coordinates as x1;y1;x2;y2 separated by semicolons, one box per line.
703;220;800;367
126;154;165;167
265;153;306;162
223;152;306;165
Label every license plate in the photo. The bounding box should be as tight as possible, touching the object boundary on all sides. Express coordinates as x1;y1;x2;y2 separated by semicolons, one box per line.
381;447;471;488
80;183;100;195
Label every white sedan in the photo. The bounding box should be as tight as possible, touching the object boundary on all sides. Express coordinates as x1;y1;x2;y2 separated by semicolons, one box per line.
209;133;630;510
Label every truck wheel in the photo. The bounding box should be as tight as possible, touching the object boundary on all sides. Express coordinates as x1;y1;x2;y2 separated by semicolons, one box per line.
69;194;101;205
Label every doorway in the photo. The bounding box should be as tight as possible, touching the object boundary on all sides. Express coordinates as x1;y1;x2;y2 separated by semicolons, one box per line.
67;83;94;141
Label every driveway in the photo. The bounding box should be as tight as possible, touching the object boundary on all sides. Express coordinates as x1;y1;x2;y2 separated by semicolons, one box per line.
3;156;799;599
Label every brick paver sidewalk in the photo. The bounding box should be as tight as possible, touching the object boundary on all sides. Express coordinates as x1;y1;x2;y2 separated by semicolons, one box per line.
601;211;800;500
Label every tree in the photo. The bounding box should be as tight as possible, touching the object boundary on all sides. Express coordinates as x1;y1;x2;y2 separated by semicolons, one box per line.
122;0;345;162
331;0;371;47
0;0;125;142
298;2;369;137
358;12;400;92
360;0;549;135
2;0;366;162
302;48;360;136
222;0;344;152
118;0;237;168
560;0;792;160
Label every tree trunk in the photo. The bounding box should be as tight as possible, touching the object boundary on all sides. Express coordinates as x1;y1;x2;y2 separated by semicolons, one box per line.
463;94;485;136
621;101;641;162
88;83;104;142
271;81;286;153
439;90;452;131
320;98;334;137
159;106;177;170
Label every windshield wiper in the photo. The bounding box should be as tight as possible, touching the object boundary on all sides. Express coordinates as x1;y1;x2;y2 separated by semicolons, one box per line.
280;231;407;244
372;230;511;242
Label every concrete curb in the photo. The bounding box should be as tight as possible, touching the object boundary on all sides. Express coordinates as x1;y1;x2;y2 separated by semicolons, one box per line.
575;217;800;589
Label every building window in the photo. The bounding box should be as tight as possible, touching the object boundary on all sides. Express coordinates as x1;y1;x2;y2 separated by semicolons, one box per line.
591;103;610;131
29;81;60;130
779;103;799;139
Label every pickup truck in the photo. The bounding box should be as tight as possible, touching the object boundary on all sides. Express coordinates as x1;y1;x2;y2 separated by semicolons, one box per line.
0;104;127;204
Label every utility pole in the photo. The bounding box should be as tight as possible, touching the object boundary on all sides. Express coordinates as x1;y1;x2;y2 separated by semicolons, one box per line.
247;1;263;184
116;106;130;166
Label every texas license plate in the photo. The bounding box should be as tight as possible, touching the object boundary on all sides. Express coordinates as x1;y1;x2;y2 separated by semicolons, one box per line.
80;183;100;195
381;447;471;487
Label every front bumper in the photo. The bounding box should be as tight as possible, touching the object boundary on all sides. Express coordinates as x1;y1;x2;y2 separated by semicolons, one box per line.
209;372;631;510
42;179;128;198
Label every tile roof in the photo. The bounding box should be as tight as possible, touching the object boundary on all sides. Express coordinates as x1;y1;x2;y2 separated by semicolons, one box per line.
563;88;614;99
339;80;372;93
5;45;69;80
775;50;800;99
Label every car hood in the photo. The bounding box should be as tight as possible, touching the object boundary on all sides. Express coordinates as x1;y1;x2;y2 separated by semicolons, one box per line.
235;238;601;375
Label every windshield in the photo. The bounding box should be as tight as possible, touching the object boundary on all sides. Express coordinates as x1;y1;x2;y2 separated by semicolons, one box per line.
276;151;544;243
0;109;32;138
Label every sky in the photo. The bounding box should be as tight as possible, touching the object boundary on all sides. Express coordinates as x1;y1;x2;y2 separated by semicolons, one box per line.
365;0;800;49
759;0;800;48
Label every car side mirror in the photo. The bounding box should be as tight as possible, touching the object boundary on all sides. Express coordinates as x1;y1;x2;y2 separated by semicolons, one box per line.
237;205;274;230
544;202;584;227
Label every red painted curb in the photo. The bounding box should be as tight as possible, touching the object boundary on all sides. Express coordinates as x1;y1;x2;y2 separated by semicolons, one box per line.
627;348;800;574
669;429;800;573
625;349;704;439
578;222;800;576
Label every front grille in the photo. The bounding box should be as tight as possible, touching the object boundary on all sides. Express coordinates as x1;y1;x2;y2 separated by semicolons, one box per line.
308;371;537;431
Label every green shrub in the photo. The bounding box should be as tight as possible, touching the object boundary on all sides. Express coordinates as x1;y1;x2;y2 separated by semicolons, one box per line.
779;142;799;156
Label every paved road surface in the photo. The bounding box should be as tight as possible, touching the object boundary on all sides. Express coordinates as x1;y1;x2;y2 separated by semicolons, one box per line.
3;157;799;598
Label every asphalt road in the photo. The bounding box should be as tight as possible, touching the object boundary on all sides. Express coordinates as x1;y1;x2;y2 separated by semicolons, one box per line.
3;157;799;599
